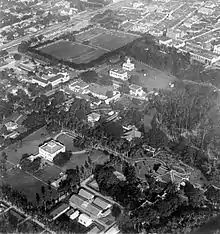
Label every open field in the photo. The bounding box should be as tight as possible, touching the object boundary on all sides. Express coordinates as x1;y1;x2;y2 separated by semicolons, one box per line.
37;27;139;64
40;41;95;60
134;61;177;90
3;168;58;204
34;165;63;184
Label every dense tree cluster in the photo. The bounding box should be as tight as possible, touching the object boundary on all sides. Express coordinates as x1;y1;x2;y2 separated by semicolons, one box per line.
53;151;72;166
20;157;41;173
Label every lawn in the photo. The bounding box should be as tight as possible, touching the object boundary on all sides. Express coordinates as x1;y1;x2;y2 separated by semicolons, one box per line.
18;220;44;233
134;61;177;91
3;168;58;204
90;32;136;51
40;41;95;60
34;165;63;184
56;133;78;151
1;127;52;164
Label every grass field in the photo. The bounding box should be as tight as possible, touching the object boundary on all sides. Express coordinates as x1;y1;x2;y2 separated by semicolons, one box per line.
134;61;177;90
3;168;58;204
40;41;95;60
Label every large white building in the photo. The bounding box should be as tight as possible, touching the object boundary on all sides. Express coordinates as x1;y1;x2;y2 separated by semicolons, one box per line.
39;140;66;162
32;73;70;87
109;69;128;81
78;213;93;227
129;84;144;96
122;58;135;71
214;45;220;55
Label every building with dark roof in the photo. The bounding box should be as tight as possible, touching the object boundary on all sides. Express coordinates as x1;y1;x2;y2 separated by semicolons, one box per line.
49;203;70;220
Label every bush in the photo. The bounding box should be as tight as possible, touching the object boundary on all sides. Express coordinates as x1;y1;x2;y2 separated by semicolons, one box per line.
20;157;41;173
53;151;72;166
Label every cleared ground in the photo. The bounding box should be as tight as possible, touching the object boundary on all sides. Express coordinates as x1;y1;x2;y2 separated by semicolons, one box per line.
40;41;95;60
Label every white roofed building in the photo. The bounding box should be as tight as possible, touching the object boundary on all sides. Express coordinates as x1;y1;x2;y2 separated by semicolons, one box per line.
109;69;128;81
39;140;66;162
122;58;135;71
129;84;144;96
78;213;93;227
87;113;100;126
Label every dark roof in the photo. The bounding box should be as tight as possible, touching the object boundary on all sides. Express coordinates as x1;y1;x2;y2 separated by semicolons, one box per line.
49;203;69;218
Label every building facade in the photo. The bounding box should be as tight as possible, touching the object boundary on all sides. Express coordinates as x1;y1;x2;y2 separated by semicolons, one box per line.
122;58;135;71
109;69;128;80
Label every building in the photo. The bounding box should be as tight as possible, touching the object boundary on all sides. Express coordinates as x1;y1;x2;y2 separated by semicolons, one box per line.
88;83;113;100
198;7;214;15
78;213;93;227
93;197;111;210
166;28;185;40
83;203;102;217
105;91;121;105
32;73;69;87
5;121;18;131
214;45;220;55
69;194;87;208
51;174;67;188
4;131;19;139
87;226;100;234
129;84;144;96
109;69;128;80
49;203;70;220
70;210;80;220
122;58;135;71
123;127;142;141
78;188;95;201
87;113;101;125
105;225;120;234
39;140;66;162
69;80;89;93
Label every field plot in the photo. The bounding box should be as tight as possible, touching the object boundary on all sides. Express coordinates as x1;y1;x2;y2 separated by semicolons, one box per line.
3;168;58;204
75;27;103;41
90;31;137;51
134;62;177;90
34;165;63;184
40;41;95;60
18;220;44;233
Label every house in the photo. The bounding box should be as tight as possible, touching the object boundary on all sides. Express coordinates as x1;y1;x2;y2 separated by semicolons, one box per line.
87;113;100;125
78;188;95;201
129;84;144;96
123;128;142;141
78;213;93;227
109;69;128;80
198;7;214;15
213;45;220;55
166;28;185;40
51;174;67;188
92;197;111;210
88;83;112;100
5;121;18;131
122;58;135;71
69;194;87;208
39;140;66;162
49;203;70;220
4;131;19;139
69;80;89;93
158;36;172;46
70;210;80;220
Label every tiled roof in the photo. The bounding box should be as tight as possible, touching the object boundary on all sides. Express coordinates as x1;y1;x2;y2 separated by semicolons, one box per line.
84;203;102;217
40;140;64;154
69;194;87;207
50;203;69;218
93;197;111;210
78;188;95;200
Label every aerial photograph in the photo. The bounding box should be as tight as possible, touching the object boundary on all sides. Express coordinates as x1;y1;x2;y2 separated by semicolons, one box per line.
1;0;220;233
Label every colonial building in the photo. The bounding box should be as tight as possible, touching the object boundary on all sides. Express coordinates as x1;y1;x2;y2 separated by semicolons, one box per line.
109;69;128;80
129;84;144;96
122;58;135;71
39;140;66;162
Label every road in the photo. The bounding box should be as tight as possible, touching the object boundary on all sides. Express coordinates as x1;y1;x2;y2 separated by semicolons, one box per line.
0;0;128;51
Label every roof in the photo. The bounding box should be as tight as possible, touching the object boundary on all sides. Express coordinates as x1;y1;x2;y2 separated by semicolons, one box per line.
40;140;64;154
78;188;95;200
110;69;127;74
33;77;48;84
49;203;69;218
84;203;102;216
66;208;75;217
48;74;64;83
70;210;80;220
70;80;89;89
87;226;100;234
5;121;17;128
78;213;92;224
129;84;142;91
87;113;100;121
69;194;87;207
93;197;111;210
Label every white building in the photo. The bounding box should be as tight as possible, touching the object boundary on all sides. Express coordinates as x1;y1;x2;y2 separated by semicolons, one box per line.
32;73;69;87
129;84;144;96
78;214;93;227
109;69;128;81
39;140;66;162
5;121;18;131
122;58;135;71
70;210;80;220
87;113;100;125
69;80;89;93
105;91;121;104
214;45;220;55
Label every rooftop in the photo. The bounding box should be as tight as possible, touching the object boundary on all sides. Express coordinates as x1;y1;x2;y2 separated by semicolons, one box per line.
78;188;95;200
93;197;111;210
69;79;89;89
110;68;127;74
69;194;87;207
88;83;113;97
84;203;102;217
49;203;69;218
40;140;64;154
129;84;142;91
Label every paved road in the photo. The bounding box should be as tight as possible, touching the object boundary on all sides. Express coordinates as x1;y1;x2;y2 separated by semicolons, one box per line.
0;0;128;52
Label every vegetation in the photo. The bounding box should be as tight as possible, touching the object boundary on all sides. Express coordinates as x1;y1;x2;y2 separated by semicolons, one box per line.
53;151;72;166
20;157;41;173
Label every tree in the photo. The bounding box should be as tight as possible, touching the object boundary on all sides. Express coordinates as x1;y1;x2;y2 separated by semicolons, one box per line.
84;160;89;168
13;53;22;60
119;83;130;94
36;193;40;206
106;90;113;98
0;152;7;174
111;203;121;218
81;70;98;83
117;213;138;234
88;156;92;165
